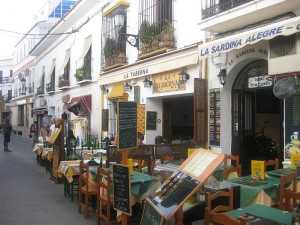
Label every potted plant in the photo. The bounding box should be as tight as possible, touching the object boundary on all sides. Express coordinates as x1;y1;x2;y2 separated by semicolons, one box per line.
160;21;174;48
74;67;84;81
104;37;117;67
139;21;161;54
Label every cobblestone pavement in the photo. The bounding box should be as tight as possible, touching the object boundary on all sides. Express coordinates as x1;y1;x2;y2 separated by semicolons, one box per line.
0;134;98;225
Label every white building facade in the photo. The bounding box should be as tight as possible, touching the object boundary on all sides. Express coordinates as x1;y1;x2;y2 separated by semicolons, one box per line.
199;0;300;173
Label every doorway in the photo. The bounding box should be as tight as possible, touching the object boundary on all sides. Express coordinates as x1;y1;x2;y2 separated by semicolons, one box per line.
162;96;194;144
231;60;283;175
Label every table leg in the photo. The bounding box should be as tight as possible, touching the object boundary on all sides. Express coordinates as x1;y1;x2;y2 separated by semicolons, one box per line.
175;207;183;225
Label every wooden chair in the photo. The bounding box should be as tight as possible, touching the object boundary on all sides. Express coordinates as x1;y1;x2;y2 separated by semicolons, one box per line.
97;167;116;225
205;188;247;225
78;161;98;218
223;165;242;180
264;158;279;171
279;172;297;210
160;155;175;164
285;189;300;211
224;154;240;167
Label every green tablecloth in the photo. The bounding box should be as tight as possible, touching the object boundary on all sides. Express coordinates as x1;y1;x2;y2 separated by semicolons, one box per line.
226;204;291;225
225;175;281;207
89;167;159;197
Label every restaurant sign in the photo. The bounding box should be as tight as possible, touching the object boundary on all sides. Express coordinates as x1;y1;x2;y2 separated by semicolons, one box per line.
153;69;186;94
198;16;300;60
248;75;272;88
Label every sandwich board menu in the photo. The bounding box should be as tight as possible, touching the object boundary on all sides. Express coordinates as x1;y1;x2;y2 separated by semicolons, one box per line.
113;164;131;216
144;148;225;221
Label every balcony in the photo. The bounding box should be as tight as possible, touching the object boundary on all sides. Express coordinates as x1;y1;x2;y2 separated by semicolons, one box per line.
37;87;45;96
58;79;70;90
138;21;176;60
46;83;55;94
202;0;252;20
199;0;300;33
74;65;92;85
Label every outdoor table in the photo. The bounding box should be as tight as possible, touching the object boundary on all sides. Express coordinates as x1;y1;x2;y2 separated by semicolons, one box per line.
226;204;291;225
225;175;281;207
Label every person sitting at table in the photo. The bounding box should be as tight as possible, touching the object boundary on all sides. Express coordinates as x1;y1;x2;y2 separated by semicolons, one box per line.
110;133;118;145
155;135;172;155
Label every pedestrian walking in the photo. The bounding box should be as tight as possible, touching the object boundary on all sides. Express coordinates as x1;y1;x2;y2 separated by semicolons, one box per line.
3;118;12;152
30;121;38;147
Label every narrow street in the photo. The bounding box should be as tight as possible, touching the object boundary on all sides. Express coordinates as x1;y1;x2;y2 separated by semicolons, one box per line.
0;134;97;225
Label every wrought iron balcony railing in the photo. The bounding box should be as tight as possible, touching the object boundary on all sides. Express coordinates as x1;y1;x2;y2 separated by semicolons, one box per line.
202;0;253;20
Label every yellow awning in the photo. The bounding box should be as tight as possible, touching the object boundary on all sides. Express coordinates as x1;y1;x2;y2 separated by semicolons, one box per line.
106;84;125;100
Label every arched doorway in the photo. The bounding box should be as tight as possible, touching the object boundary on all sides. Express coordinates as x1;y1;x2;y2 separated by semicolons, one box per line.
231;60;283;175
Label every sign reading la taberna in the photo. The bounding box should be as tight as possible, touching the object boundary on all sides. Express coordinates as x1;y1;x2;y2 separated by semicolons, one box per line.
198;16;300;59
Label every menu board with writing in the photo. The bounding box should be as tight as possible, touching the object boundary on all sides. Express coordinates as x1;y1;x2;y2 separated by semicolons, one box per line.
117;101;138;150
285;86;300;160
147;148;225;220
140;199;163;225
113;164;131;215
209;89;221;146
146;111;157;130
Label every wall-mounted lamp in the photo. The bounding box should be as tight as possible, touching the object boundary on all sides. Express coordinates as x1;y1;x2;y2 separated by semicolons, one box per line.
124;81;132;92
101;85;109;94
20;77;31;95
113;8;139;49
143;76;153;88
178;67;190;84
218;69;227;85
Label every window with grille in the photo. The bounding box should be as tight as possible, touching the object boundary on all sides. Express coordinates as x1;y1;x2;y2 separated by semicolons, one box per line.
101;14;126;70
270;34;296;58
138;0;175;55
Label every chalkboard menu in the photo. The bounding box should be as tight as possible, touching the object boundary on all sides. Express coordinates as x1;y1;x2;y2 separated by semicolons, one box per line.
209;89;221;146
102;109;108;131
285;86;300;159
118;101;138;150
146;111;157;130
113;164;131;215
140;199;163;225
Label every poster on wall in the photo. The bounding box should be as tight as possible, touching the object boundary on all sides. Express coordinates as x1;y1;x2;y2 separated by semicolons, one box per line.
209;89;221;146
284;86;300;160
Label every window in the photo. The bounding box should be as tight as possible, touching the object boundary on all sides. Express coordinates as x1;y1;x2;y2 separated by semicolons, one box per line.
76;36;92;81
101;12;126;70
138;0;175;56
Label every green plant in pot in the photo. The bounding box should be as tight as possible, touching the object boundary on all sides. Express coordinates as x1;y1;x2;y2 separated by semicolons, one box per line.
139;21;160;53
104;37;117;66
160;21;174;47
74;68;84;81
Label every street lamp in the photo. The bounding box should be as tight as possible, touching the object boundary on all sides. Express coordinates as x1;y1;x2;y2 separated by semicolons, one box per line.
218;69;227;86
101;85;109;94
143;76;153;88
20;77;31;95
124;81;132;92
113;8;139;49
178;67;190;84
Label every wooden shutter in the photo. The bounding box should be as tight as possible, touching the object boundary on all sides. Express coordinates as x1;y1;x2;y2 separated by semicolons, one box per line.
194;78;208;147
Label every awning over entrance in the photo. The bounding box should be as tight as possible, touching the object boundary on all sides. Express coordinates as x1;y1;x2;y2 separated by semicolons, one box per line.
106;84;125;100
67;95;92;115
198;16;300;60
